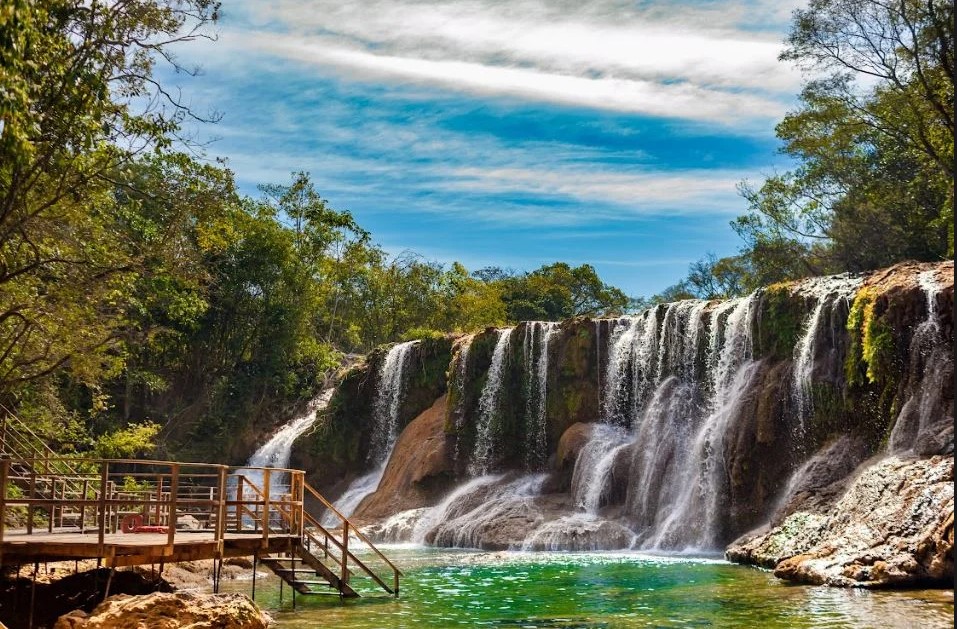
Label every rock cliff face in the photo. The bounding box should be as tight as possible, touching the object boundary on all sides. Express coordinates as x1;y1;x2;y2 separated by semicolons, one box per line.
352;395;455;520
288;261;953;587
290;336;453;495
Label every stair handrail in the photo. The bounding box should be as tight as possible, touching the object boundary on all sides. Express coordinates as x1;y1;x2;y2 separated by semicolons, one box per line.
299;510;397;594
303;482;403;578
0;405;89;481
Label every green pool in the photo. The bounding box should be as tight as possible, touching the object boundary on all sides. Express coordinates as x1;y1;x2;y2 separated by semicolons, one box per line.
227;547;953;628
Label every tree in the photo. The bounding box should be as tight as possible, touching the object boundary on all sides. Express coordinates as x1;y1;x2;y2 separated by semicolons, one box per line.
0;1;220;398
490;263;631;321
733;0;954;280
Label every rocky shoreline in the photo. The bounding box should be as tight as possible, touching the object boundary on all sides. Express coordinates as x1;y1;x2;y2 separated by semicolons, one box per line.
0;560;270;629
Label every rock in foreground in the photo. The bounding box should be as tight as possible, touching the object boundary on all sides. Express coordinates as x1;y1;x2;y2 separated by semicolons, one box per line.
727;455;954;587
54;592;270;629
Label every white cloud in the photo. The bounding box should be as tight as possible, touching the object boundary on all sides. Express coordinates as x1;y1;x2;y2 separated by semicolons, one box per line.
444;166;746;213
219;0;800;126
240;35;785;125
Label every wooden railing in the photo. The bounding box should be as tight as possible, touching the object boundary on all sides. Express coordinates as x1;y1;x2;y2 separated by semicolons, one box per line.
0;449;403;597
301;482;403;595
0;457;305;561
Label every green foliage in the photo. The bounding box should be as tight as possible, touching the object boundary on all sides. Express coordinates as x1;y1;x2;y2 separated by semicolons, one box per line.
845;287;896;387
477;262;631;321
754;287;804;361
733;0;953;279
401;328;447;342
0;1;220;396
657;0;954;298
93;422;161;459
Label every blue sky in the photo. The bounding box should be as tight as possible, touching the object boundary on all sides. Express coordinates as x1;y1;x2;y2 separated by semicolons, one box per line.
166;0;806;297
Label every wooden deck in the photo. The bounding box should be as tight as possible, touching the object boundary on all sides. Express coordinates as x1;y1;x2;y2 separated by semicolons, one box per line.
0;529;302;566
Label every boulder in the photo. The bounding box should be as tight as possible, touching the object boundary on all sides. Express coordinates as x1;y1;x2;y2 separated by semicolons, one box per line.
727;455;954;587
54;592;270;629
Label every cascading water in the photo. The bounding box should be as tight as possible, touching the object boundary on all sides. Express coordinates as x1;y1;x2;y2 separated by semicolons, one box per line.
888;270;952;455
244;387;334;494
368;340;418;465
790;275;861;437
523;322;558;469
451;336;473;465
619;295;760;550
346;265;951;554
327;340;417;522
469;328;513;476
427;473;547;549
570;423;631;512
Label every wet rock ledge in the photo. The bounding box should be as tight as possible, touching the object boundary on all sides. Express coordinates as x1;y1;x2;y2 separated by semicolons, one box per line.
727;455;954;587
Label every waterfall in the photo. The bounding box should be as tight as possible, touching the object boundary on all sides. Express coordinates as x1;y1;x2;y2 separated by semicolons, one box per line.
570;424;631;513
342;265;951;553
427;473;547;549
368;340;418;466
790;275;861;437
326;340;417;522
621;293;760;550
244;387;334;494
410;474;505;544
603;316;640;425
451;336;473;465
888;270;951;455
523;322;559;469
602;302;707;428
469;328;513;476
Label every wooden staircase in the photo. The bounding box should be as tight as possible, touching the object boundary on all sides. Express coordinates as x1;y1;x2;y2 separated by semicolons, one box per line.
0;407;93;530
253;480;401;599
259;553;358;597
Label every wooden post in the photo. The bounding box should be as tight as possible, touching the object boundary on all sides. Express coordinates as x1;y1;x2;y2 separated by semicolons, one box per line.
80;479;89;531
341;520;349;585
236;476;244;532
47;479;55;533
167;464;179;551
251;554;258;601
215;466;227;542
0;458;9;566
154;474;162;526
296;472;304;536
26;470;35;534
97;462;109;550
261;469;271;547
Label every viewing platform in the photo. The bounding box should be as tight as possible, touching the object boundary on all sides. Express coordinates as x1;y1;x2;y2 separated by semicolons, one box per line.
0;413;401;604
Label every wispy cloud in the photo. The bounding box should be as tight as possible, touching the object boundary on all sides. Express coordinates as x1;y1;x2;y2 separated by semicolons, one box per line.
219;0;800;126
443;166;746;213
243;36;786;125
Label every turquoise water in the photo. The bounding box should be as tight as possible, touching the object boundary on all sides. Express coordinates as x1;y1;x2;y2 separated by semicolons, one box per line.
229;547;953;628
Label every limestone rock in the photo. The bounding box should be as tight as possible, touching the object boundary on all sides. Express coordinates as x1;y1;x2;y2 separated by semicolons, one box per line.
727;455;954;587
353;395;454;520
54;592;270;629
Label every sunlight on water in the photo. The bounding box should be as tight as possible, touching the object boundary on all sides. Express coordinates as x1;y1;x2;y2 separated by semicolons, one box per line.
223;547;953;628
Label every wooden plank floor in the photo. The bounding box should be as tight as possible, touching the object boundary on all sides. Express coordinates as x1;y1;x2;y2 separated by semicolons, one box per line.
0;530;301;567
